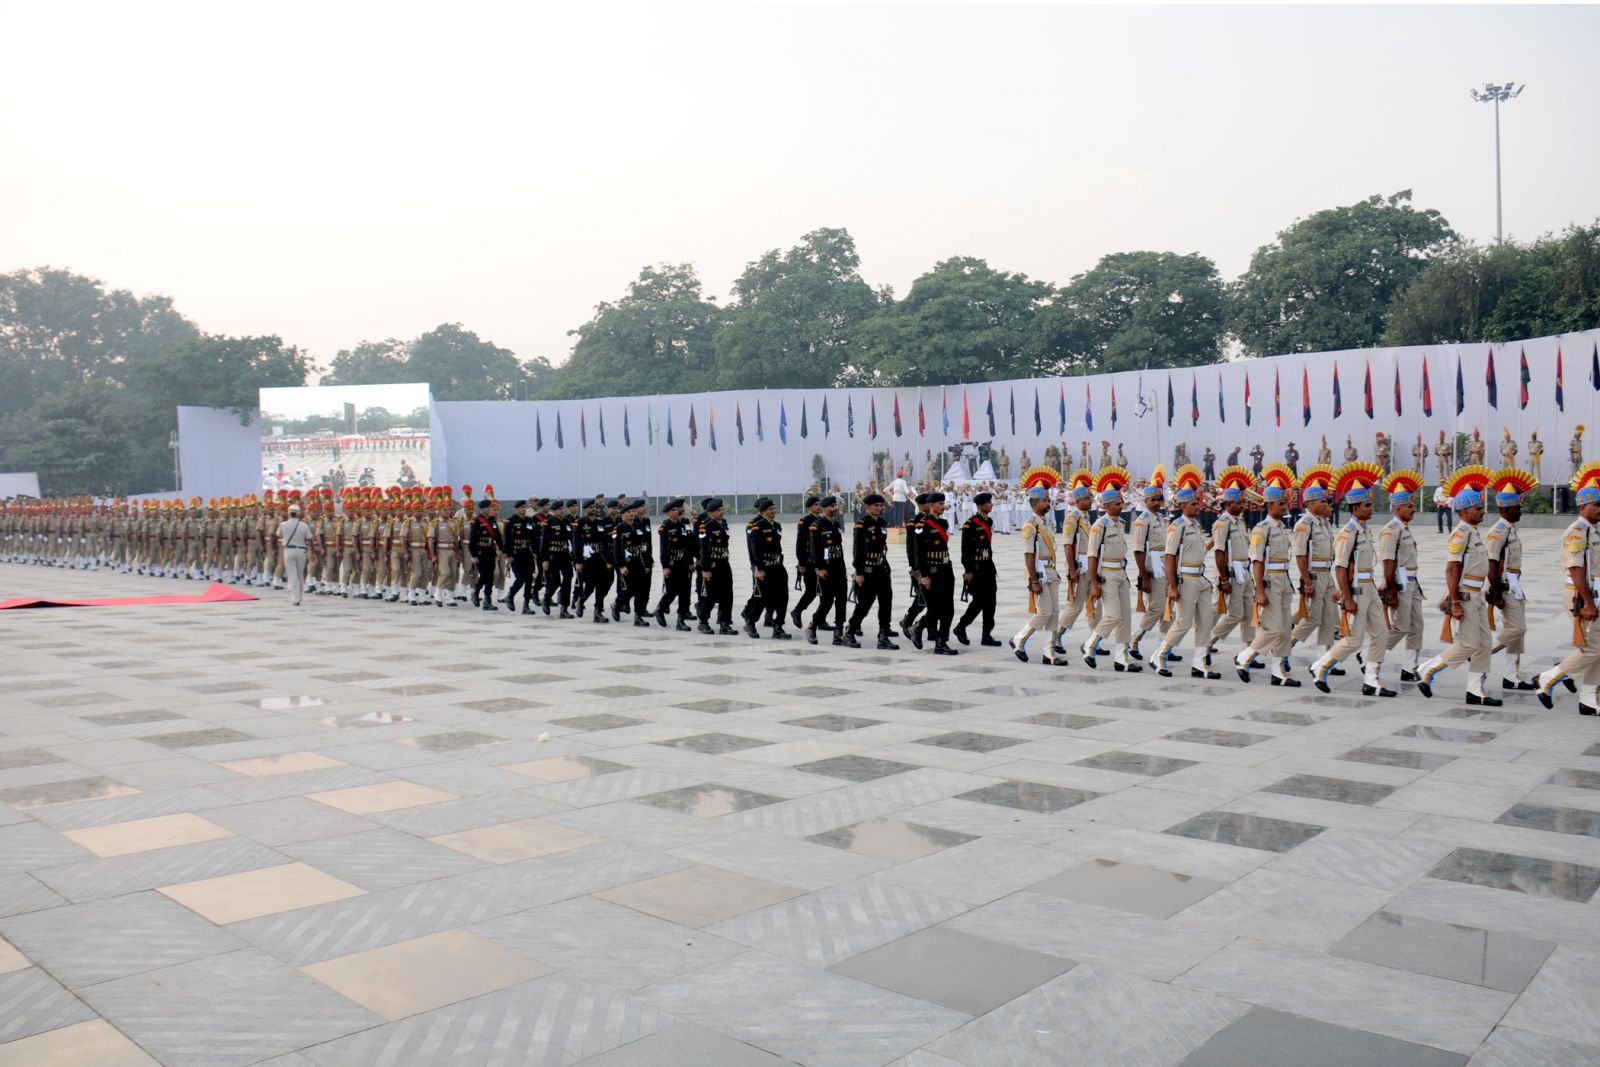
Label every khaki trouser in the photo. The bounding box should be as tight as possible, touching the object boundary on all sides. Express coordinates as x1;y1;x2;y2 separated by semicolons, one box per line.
1209;574;1256;646
1239;572;1295;659
1552;602;1600;687
1291;570;1338;647
1324;584;1389;665
1384;586;1425;654
1134;574;1170;643
284;547;309;604
1056;571;1088;634
1432;594;1491;673
1090;572;1132;645
1014;574;1061;651
1495;593;1526;655
388;549;407;590
1161;575;1215;654
410;549;433;591
435;547;459;596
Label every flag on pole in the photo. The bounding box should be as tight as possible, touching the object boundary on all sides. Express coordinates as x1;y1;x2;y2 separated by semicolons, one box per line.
1331;364;1342;419
941;388;949;435
756;400;764;443
1455;357;1465;416
580;408;587;448
986;389;995;436
917;396;925;436
847;395;855;438
779;401;788;444
709;405;717;451
1274;368;1281;427
962;387;971;439
1111;383;1119;428
535;412;543;451
1591;343;1599;390
1033;388;1041;434
892;394;902;437
623;406;630;446
1302;366;1311;427
1519;347;1530;409
1556;347;1565;410
1009;388;1015;433
1393;364;1402;417
1058;384;1067;435
800;399;808;439
1190;373;1199;427
1243;372;1251;426
1421;358;1433;417
1362;360;1373;419
821;396;830;436
1485;347;1498;409
556;411;564;449
688;405;697;446
598;406;605;446
1166;376;1175;427
869;396;878;439
665;406;672;447
1085;380;1094;431
1216;372;1225;424
736;403;744;445
647;404;653;445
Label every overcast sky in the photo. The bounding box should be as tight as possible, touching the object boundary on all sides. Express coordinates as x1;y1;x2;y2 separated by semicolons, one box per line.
3;3;1596;373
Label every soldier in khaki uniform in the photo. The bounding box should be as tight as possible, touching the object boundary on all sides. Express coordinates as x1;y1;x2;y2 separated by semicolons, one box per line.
1080;471;1142;672
1052;478;1095;660
1207;468;1258;670
1309;464;1391;695
1233;478;1300;686
1484;469;1537;690
1538;467;1600;715
1129;482;1178;662
1417;469;1497;705
1156;477;1220;679
434;491;463;606
1378;470;1426;683
1011;485;1066;666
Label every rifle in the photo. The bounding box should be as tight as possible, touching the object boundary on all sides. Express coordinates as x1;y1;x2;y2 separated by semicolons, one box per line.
960;575;970;603
1135;574;1146;614
1296;579;1309;620
1086;579;1101;622
1439;598;1454;642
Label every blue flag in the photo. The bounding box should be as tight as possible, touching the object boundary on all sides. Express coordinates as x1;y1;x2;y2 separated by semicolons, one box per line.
666;406;673;447
800;399;808;439
535;412;543;452
1033;388;1041;434
847;395;855;438
623;406;630;447
1085;381;1093;432
736;403;744;445
821;396;830;435
756;401;764;443
1591;342;1599;390
779;401;788;444
1058;384;1066;435
598;406;605;447
1455;358;1465;416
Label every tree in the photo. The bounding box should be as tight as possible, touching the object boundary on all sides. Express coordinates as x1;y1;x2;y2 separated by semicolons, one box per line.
712;227;879;389
850;257;1050;386
1228;191;1457;356
555;264;726;398
0;380;142;495
321;339;408;386
137;334;312;423
406;323;523;401
1031;251;1225;374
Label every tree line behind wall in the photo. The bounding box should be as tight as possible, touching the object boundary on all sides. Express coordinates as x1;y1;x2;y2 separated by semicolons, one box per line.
3;191;1597;495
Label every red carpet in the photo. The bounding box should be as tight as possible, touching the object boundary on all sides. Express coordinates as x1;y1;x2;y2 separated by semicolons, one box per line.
0;582;259;610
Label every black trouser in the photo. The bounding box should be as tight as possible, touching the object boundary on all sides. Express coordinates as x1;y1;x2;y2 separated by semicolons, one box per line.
543;556;572;607
472;553;497;602
582;561;613;612
849;566;894;634
1436;506;1452;532
616;561;651;615
793;566;818;618
811;564;846;631
529;553;546;601
656;561;693;618
957;561;996;636
923;565;955;643
699;561;733;626
744;562;788;627
901;572;924;629
507;552;536;605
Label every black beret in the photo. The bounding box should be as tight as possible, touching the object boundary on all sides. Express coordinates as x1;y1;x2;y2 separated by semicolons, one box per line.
477;498;492;509
973;492;992;505
914;492;930;505
584;499;599;509
607;498;622;508
819;494;838;507
665;498;685;511
804;494;820;507
704;497;724;511
536;497;549;506
927;491;946;503
513;499;528;509
754;496;774;511
862;492;885;506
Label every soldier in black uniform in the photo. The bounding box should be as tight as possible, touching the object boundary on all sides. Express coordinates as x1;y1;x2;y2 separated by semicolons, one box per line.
917;491;957;654
696;497;736;634
574;499;616;622
847;492;898;650
899;493;930;645
539;500;575;617
466;498;502;612
954;490;1001;645
789;495;821;630
612;500;653;626
807;495;847;645
528;498;550;606
653;499;694;630
504;500;539;614
741;497;791;639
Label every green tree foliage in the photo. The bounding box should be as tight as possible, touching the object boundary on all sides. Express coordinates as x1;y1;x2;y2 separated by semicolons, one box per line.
1229;191;1457;356
0;380;143;496
138;334;312;423
1031;251;1225;375
712;228;879;389
321;339;408;386
406;323;523;401
554;264;727;398
849;257;1050;386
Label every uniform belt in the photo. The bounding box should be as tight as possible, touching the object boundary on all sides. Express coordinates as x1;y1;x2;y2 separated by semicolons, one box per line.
1461;576;1485;591
1354;569;1372;581
1504;568;1521;574
408;542;428;547
1098;557;1125;564
1265;561;1289;571
1178;563;1204;575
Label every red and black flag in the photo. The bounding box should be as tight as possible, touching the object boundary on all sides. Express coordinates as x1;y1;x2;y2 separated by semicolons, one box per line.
1302;366;1312;426
1362;360;1373;419
1519;348;1530;409
1331;364;1342;419
1485;347;1498;409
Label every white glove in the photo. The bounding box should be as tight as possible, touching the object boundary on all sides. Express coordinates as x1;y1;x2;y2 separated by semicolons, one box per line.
1397;566;1410;590
1507;573;1525;599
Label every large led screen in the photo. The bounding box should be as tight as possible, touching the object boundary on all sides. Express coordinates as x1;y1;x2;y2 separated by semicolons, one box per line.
258;383;433;492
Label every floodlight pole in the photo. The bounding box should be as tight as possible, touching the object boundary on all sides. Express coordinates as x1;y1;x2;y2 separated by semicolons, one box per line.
1470;82;1523;243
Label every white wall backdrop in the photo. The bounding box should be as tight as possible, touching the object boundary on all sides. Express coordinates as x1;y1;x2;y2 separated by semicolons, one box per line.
176;328;1600;501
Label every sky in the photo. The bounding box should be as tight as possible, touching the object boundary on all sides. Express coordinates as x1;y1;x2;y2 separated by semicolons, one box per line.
3;3;1597;374
259;383;431;421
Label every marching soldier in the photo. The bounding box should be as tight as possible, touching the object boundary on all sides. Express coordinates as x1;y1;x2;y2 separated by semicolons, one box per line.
1053;476;1095;662
467;497;503;612
1309;463;1392;695
1012;486;1064;665
1208;467;1259;672
697;497;737;635
1129;478;1176;662
620;501;654;626
790;495;821;631
807;495;847;645
1232;473;1300;686
433;490;463;606
741;497;791;639
505;500;540;613
1378;470;1426;682
1417;469;1497;704
916;491;957;655
847;492;898;650
653;499;694;630
1080;470;1140;672
574;499;616;621
1485;469;1537;690
1290;467;1341;672
899;493;929;645
1538;463;1600;715
1155;470;1220;679
953;491;1000;647
540;500;575;616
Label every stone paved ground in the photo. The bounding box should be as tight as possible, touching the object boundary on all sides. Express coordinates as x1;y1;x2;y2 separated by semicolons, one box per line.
1;523;1598;1067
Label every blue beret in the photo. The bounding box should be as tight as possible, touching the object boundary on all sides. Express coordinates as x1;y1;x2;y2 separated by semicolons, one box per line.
1454;488;1483;510
1578;486;1600;506
1098;488;1121;505
1263;486;1286;503
1344;486;1370;504
1171;487;1197;504
1070;485;1092;501
1302;486;1327;502
1027;486;1049;501
1222;487;1243;503
1495;490;1521;507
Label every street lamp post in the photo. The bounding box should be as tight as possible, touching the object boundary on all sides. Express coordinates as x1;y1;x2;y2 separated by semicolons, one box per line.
1469;82;1523;243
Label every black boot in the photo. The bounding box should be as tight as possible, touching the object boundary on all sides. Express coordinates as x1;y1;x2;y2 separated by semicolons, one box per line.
655;607;667;627
633;616;650;627
806;625;818;645
878;632;899;650
910;624;924;650
471;590;480;607
542;598;552;616
698;620;714;634
790;607;803;630
844;631;860;648
952;624;970;646
559;607;573;619
832;629;845;645
980;634;1002;646
676;618;692;632
593;607;609;623
744;622;760;639
521;601;535;615
933;641;958;656
506;597;516;613
611;601;622;622
718;623;738;636
770;626;793;640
